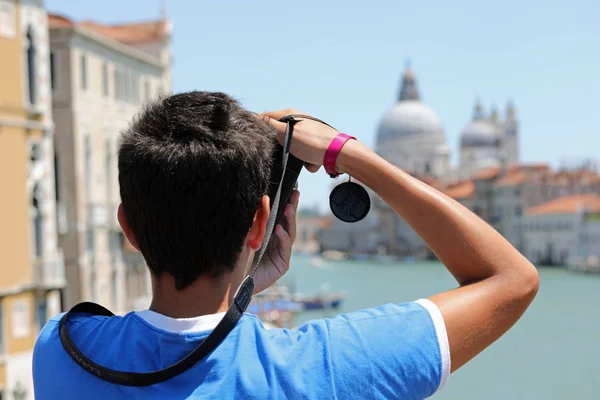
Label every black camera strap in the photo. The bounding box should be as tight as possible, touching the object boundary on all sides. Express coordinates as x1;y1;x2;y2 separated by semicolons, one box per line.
58;114;332;387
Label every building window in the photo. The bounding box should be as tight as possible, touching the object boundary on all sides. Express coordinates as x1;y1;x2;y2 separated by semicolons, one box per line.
111;270;118;310
494;207;503;219
132;73;139;103
26;26;36;105
86;228;95;254
54;153;60;201
105;138;112;202
32;189;43;258
84;135;92;196
102;63;109;97
515;206;522;216
114;68;120;99
11;300;30;339
35;297;47;331
144;80;150;100
124;70;131;102
424;162;431;175
0;0;17;39
90;270;96;301
80;54;87;90
50;51;56;92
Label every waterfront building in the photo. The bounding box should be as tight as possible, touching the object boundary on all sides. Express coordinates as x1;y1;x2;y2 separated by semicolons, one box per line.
48;13;172;313
521;194;600;265
295;213;332;254
570;211;600;273
0;0;64;397
316;62;600;262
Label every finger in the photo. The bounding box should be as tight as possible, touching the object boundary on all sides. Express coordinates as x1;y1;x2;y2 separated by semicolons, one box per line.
274;224;292;272
258;108;302;120
278;203;292;233
305;164;320;173
259;115;287;136
266;240;284;276
289;189;300;211
283;202;297;244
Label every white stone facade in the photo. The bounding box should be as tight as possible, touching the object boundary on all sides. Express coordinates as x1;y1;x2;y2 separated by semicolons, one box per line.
50;17;172;313
20;0;63;286
522;213;576;265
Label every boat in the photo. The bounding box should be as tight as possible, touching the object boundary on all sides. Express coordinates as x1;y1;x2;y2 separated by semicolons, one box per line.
374;254;396;263
321;250;348;261
309;256;325;267
350;253;370;261
292;293;344;311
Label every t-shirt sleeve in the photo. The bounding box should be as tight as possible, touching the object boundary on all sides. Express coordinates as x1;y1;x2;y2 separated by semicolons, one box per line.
321;299;450;400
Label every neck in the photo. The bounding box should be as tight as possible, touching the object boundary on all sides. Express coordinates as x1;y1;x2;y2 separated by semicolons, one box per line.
149;271;243;318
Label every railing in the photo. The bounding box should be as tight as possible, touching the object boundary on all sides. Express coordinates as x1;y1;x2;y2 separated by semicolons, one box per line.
33;249;67;289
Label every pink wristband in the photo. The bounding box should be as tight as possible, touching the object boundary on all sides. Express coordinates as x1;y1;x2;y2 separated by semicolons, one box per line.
323;133;356;178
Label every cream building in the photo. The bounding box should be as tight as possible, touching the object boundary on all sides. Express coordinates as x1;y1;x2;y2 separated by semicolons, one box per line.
0;0;63;398
522;194;600;266
49;13;172;314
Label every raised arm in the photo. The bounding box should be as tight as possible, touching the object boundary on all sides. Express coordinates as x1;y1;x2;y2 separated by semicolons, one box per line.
261;110;539;373
336;139;539;371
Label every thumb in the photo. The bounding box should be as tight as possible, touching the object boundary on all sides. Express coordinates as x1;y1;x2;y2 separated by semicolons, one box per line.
259;115;287;144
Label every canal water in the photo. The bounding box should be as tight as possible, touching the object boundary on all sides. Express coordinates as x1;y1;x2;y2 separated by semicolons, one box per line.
282;254;599;399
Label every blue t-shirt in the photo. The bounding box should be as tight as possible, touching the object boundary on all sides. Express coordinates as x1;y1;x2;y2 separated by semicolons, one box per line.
33;299;450;399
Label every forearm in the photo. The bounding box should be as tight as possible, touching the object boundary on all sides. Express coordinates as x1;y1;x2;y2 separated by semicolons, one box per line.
337;140;536;285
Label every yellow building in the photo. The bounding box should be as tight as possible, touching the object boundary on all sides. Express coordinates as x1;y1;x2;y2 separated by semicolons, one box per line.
0;1;64;398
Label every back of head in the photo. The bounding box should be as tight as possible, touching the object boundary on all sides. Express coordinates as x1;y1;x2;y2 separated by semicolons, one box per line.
118;91;275;290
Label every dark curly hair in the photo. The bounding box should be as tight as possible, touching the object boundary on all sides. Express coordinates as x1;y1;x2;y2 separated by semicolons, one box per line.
118;91;275;290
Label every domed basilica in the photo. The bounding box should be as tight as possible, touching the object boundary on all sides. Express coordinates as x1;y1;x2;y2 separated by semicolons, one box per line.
318;63;521;257
375;63;520;182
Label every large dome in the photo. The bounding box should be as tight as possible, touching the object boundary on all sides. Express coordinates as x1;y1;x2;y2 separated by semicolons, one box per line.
460;119;499;147
377;101;444;143
376;66;444;145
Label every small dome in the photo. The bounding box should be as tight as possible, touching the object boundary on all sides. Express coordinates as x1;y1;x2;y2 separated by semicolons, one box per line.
377;101;444;143
460;119;499;147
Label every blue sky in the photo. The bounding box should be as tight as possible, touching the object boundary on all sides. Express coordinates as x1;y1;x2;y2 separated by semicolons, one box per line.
47;0;600;212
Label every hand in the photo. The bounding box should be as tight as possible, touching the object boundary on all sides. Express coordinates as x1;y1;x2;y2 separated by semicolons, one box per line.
252;189;300;295
259;109;341;174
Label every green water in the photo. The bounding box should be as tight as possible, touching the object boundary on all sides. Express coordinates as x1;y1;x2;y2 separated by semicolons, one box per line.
282;254;600;399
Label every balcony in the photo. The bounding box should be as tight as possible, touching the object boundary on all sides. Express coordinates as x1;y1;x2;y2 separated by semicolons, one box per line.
33;249;67;289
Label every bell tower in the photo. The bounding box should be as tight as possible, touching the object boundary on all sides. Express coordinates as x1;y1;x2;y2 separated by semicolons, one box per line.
503;100;520;165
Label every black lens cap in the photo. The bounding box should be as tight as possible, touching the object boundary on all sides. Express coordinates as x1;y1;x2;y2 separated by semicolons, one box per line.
329;182;370;223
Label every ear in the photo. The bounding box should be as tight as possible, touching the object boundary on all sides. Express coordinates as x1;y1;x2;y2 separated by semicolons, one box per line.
117;203;140;251
247;195;270;250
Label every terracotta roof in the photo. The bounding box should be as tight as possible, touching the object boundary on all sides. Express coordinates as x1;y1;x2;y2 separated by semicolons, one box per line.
495;172;527;187
516;163;549;172
48;14;74;28
445;181;475;200
48;13;166;43
80;20;167;43
526;194;600;216
473;167;501;181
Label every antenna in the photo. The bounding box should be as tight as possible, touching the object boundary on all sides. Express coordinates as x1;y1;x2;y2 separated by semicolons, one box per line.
160;0;167;20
